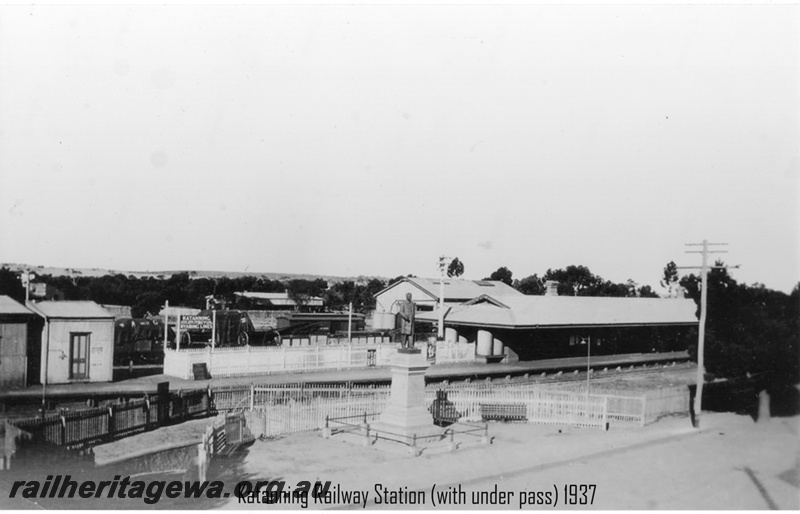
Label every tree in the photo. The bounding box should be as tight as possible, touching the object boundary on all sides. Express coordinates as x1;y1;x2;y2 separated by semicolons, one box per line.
661;261;679;287
513;274;545;295
447;258;465;278
0;267;26;303
679;262;799;383
543;265;602;296
660;261;682;297
286;278;328;310
324;278;387;313
485;266;513;286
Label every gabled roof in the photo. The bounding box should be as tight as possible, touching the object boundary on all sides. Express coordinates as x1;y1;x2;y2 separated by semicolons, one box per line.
416;295;698;329
28;301;114;320
374;277;524;302
0;295;34;316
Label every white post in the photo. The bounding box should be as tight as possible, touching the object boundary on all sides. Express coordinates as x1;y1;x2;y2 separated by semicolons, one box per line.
211;309;216;351
176;314;182;351
163;300;169;346
438;268;445;339
24;270;30;304
41;317;50;411
587;336;591;392
348;302;353;344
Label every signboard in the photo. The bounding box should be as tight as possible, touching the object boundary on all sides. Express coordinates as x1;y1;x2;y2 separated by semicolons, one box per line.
180;315;213;331
427;341;436;363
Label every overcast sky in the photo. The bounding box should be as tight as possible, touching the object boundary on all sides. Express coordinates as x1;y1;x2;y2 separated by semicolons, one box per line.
1;2;798;293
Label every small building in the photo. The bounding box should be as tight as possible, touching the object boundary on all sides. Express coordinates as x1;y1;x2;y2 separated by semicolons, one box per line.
233;291;324;310
373;277;524;313
27;301;115;384
29;282;66;301
100;304;133;319
0;296;36;389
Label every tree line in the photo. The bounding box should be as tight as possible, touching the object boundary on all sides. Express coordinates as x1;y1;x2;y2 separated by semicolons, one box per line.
0;267;387;319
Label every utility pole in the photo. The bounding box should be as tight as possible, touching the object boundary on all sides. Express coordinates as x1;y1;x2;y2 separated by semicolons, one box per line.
679;240;739;429
437;256;452;340
20;269;34;303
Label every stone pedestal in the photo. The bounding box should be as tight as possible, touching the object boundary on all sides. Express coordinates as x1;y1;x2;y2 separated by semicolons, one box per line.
371;349;442;441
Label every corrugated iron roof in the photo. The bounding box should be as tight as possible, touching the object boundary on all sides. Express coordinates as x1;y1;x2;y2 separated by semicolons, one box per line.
375;277;524;302
235;291;323;306
159;306;201;317
416;295;698;328
0;295;34;316
29;301;114;319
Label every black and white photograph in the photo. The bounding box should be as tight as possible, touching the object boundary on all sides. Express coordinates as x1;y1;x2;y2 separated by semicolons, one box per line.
0;0;798;510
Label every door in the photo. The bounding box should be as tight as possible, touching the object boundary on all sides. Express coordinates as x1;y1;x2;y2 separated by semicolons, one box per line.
70;333;90;380
0;322;28;388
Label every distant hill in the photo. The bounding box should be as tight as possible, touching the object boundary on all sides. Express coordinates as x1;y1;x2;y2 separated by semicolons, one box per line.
1;262;387;285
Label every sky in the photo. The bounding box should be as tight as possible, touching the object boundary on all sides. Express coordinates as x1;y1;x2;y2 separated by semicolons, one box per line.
1;2;798;293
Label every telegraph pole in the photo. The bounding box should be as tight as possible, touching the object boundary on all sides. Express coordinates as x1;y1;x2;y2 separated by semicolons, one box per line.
679;240;739;429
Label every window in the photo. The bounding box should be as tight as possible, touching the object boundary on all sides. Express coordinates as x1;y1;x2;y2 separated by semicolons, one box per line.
69;333;91;380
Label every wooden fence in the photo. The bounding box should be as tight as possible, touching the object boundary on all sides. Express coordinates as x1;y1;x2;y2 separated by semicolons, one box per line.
7;388;211;452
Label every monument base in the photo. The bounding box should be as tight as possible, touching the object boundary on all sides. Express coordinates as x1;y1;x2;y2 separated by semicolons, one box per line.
372;350;442;443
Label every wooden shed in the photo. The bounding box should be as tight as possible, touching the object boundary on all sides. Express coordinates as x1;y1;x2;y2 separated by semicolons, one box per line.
0;295;35;389
28;301;115;384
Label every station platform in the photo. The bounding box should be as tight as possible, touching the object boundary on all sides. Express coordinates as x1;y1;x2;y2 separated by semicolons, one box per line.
0;351;689;405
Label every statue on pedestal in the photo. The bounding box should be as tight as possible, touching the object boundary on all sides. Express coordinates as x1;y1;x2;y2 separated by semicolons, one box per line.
398;293;416;350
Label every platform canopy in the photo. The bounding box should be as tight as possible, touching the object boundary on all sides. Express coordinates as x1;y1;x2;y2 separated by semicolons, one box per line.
415;295;698;330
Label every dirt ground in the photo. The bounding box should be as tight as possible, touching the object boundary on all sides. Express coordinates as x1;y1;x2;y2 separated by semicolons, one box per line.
224;412;799;510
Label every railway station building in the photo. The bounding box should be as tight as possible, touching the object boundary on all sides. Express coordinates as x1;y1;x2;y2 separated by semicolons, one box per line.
415;287;699;362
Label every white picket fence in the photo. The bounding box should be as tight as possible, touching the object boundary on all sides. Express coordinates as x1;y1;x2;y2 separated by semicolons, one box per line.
243;396;389;438
437;387;611;428
164;342;477;380
211;380;664;438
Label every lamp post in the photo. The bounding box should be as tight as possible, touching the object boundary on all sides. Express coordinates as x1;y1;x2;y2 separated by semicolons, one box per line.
582;336;591;392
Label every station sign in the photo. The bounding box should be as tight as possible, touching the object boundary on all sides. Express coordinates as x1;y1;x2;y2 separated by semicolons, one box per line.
180;315;213;331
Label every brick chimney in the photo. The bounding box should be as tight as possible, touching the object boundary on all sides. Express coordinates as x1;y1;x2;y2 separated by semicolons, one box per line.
545;280;559;296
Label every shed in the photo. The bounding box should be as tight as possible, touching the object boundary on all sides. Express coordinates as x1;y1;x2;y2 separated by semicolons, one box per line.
0;295;35;389
28;301;115;384
233;291;324;310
